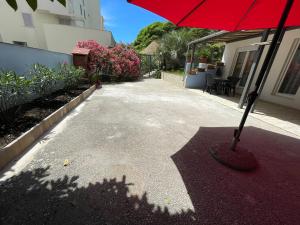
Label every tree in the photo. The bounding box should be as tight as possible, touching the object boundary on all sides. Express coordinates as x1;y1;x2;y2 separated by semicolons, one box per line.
158;28;216;69
133;22;176;51
6;0;66;11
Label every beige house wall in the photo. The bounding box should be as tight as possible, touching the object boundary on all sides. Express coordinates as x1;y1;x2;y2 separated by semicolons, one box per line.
0;0;112;53
222;29;300;110
44;24;114;54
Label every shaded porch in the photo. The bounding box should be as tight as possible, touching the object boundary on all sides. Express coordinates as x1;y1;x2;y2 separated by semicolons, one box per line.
188;88;300;137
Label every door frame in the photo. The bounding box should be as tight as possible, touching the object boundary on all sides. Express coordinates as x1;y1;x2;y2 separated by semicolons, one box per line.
230;46;258;88
273;38;300;98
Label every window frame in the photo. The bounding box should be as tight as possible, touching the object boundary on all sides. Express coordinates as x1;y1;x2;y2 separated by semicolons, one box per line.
229;45;258;87
22;13;34;28
274;38;300;98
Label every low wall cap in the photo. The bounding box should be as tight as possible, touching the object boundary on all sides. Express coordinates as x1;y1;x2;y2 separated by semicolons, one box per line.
72;47;90;55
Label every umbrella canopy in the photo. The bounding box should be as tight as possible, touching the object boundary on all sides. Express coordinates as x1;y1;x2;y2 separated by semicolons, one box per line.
128;0;300;31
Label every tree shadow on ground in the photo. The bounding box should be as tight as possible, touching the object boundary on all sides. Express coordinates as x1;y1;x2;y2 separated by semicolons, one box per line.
1;127;300;225
172;126;300;225
0;167;195;225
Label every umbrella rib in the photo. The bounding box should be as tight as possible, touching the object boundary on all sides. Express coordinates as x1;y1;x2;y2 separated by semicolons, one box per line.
176;0;207;26
234;0;257;30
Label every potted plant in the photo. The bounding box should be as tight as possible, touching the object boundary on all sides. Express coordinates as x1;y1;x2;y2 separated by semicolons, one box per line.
199;49;210;63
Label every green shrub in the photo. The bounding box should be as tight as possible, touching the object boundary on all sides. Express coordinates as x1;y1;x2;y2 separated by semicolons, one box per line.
30;64;62;97
153;70;161;79
0;71;32;124
59;64;85;90
0;63;86;125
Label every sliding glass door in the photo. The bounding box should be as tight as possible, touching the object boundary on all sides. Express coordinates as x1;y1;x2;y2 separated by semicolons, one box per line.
231;49;257;87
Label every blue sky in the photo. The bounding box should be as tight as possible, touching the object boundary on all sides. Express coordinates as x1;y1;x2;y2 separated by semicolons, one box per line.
100;0;166;44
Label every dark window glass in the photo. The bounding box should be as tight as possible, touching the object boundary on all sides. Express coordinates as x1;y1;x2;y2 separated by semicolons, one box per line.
279;45;300;95
240;51;257;87
232;51;246;77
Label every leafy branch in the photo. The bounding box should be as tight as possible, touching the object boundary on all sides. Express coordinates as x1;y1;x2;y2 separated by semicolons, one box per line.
6;0;66;11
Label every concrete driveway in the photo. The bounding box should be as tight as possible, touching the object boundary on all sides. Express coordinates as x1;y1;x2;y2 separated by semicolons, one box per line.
1;79;299;225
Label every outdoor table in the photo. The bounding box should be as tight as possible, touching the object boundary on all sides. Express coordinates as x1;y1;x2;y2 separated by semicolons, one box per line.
214;78;229;95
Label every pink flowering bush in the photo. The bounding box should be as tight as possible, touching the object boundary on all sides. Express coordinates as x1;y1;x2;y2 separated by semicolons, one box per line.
76;41;140;81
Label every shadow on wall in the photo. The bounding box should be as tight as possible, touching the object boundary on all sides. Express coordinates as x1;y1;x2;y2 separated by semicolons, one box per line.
1;127;300;225
172;126;300;225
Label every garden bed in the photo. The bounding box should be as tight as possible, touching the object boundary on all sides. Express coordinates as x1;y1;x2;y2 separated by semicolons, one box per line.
0;85;90;148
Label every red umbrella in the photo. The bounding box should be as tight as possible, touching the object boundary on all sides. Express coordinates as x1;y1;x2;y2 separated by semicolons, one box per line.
128;0;299;31
128;0;297;171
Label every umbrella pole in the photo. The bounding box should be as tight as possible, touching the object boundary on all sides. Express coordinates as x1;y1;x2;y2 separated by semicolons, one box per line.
210;0;294;171
230;0;294;151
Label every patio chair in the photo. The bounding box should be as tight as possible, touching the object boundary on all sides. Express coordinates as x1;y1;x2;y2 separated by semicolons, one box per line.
205;73;217;94
224;76;240;97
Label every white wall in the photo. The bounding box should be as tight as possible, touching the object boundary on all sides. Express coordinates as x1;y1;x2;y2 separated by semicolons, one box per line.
0;42;72;75
222;29;300;110
0;1;39;48
0;0;114;52
36;0;71;16
44;24;114;54
85;0;102;30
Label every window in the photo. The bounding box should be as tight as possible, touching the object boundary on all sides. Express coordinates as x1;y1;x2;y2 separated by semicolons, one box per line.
240;51;257;87
278;43;300;95
59;18;71;25
22;13;34;27
231;48;257;87
13;41;27;47
232;52;246;77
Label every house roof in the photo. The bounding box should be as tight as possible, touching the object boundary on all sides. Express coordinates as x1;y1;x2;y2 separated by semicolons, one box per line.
188;29;270;46
140;41;160;55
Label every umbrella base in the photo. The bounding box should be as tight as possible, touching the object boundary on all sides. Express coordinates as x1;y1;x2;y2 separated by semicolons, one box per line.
209;143;258;171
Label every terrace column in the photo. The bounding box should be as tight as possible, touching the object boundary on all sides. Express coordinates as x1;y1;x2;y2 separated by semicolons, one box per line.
189;44;196;74
250;28;286;112
238;29;271;109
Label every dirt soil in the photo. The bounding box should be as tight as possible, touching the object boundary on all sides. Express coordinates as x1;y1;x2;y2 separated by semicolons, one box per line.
0;86;89;148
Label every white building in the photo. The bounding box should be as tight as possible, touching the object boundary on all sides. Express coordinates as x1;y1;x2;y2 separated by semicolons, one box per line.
188;29;300;110
0;0;115;54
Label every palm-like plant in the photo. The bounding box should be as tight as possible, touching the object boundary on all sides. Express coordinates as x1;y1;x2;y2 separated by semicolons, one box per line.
159;30;193;69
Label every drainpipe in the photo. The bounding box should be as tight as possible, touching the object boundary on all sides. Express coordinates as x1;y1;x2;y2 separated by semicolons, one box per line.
238;29;271;109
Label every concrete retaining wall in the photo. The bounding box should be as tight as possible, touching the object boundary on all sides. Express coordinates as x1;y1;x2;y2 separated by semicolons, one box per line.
0;42;72;75
161;71;184;88
0;85;96;171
